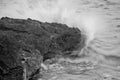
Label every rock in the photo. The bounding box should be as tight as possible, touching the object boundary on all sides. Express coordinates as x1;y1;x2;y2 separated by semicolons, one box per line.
0;17;84;80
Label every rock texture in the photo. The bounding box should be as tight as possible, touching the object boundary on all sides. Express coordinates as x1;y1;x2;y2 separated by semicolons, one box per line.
0;17;83;80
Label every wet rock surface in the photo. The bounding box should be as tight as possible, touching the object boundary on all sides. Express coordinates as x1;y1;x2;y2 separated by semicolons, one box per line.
0;17;83;80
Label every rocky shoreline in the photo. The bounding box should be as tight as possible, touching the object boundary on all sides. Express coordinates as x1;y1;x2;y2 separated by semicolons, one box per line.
0;17;85;80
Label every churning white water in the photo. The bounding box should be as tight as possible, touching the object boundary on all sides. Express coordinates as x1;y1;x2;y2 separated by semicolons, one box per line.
1;0;120;80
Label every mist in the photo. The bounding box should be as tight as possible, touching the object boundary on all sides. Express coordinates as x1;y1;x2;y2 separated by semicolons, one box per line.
0;0;109;43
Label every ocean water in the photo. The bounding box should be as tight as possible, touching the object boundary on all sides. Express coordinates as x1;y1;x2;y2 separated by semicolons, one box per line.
0;0;120;80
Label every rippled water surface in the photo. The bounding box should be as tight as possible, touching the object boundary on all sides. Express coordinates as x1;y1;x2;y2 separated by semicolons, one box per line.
0;0;120;80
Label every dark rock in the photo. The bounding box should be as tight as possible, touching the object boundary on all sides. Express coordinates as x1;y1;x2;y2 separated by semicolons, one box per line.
0;17;84;80
55;27;81;51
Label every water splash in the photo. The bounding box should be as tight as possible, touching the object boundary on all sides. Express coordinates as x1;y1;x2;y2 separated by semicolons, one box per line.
0;0;105;42
1;0;120;80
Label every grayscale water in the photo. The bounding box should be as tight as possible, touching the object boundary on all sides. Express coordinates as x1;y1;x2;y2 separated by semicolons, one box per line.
0;0;120;80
